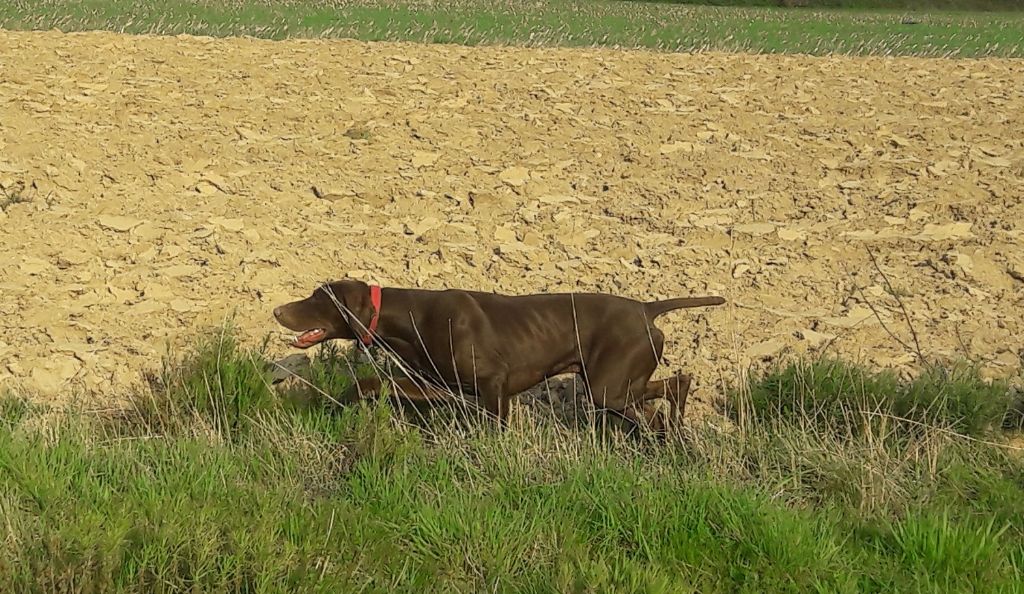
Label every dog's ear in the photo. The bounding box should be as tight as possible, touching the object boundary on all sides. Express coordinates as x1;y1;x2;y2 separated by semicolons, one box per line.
323;279;371;331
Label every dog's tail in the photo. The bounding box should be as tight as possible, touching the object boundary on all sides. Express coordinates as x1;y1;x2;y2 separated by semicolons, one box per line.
644;296;726;318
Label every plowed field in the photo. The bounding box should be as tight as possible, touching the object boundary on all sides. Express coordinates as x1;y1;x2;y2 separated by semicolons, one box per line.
1;30;1021;410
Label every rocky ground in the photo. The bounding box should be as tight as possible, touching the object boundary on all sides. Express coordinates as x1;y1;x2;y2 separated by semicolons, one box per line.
1;30;1022;416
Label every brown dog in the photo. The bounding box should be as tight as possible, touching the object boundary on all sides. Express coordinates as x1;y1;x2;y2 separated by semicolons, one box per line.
274;279;724;430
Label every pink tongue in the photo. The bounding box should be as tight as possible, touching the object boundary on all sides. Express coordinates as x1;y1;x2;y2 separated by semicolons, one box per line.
294;329;324;347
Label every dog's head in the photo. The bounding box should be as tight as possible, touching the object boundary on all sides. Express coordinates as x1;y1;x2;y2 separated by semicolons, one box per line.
273;279;373;349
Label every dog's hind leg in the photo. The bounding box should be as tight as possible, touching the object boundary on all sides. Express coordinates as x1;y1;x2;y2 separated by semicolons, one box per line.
583;346;660;432
475;374;511;427
633;373;692;434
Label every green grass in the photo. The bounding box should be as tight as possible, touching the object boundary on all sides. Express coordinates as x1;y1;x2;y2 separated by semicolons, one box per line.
634;0;1022;11
2;0;1023;57
733;358;1023;437
2;329;1024;592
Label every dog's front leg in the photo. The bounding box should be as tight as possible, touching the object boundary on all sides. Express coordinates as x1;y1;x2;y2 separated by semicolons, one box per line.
347;376;450;404
346;376;384;402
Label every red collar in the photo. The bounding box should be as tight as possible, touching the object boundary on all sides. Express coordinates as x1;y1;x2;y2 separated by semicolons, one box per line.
359;284;382;346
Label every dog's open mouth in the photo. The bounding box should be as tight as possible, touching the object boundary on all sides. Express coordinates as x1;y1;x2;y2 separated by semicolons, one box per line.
292;328;326;349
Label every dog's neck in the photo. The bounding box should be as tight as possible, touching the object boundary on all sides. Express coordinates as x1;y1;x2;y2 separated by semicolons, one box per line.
356;284;383;345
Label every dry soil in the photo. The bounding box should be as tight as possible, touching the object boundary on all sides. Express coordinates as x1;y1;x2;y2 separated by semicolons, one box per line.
1;30;1022;414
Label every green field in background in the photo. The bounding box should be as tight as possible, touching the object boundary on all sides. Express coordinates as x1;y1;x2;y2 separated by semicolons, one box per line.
2;0;1023;56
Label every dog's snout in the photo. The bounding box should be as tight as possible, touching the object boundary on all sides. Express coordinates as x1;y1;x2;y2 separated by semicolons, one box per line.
273;306;283;320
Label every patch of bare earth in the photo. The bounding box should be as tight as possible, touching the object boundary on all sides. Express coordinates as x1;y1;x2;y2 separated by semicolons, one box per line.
0;30;1021;414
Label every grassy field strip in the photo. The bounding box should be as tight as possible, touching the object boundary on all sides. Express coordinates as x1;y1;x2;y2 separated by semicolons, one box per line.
1;0;1023;56
2;331;1023;591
